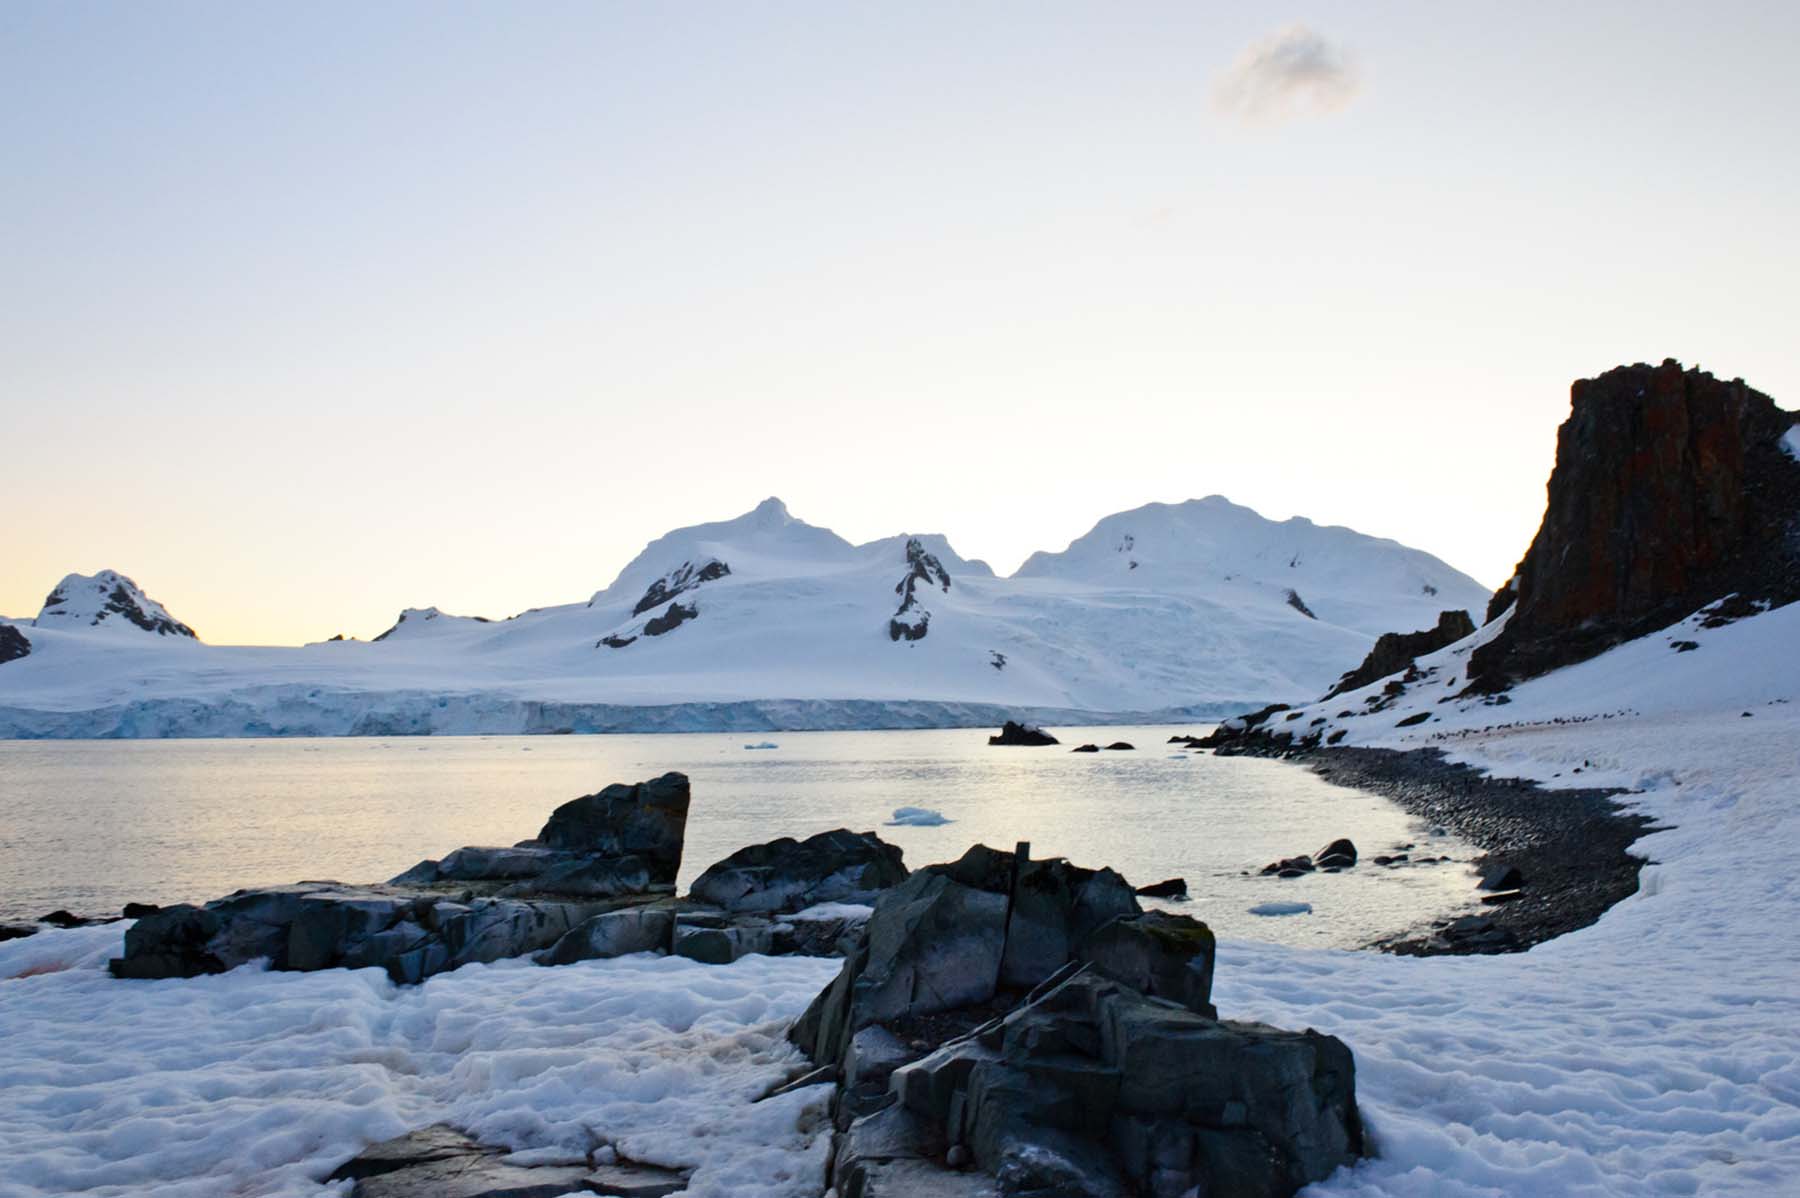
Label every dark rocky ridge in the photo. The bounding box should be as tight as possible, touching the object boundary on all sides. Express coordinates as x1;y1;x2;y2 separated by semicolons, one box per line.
889;537;951;642
631;558;730;617
1324;609;1474;700
0;623;30;665
1470;360;1800;689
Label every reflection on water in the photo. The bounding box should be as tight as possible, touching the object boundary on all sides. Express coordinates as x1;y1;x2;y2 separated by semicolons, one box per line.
0;727;1478;947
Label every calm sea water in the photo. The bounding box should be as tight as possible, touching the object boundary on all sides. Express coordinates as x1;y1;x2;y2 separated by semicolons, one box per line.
0;726;1477;947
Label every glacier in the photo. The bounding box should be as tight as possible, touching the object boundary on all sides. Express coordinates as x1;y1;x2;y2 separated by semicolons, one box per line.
0;495;1489;738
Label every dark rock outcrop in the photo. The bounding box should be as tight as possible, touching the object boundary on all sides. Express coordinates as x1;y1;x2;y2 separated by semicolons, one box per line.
110;774;691;983
687;829;908;914
631;558;730;617
988;721;1059;747
1284;588;1317;619
1469;361;1800;689
1324;609;1476;700
889;537;952;643
642;602;696;637
0;623;30;665
785;842;1362;1196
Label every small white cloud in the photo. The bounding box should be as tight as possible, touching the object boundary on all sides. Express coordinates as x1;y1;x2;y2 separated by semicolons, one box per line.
1214;24;1360;127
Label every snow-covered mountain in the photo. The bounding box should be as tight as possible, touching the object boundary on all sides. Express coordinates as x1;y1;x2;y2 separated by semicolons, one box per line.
0;496;1488;737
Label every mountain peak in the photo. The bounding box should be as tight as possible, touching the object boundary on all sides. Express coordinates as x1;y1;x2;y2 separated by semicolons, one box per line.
36;570;198;639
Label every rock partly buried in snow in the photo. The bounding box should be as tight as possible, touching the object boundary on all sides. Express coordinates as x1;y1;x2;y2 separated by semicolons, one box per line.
889;537;951;642
1469;360;1800;690
327;1124;689;1198
987;720;1059;746
642;600;697;637
687;829;907;914
111;774;691;983
631;557;730;617
1324;609;1476;700
0;623;30;665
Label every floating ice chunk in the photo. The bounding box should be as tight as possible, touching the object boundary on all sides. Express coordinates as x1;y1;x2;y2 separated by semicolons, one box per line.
885;806;952;827
1248;901;1313;917
744;741;779;750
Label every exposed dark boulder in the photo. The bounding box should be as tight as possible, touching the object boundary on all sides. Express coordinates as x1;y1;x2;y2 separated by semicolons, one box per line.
1;924;39;943
1195;704;1289;748
0;623;30;664
121;902;161;919
988;721;1059;746
1324;610;1476;700
1071;743;1100;753
1480;863;1524;892
1133;877;1187;900
1104;741;1135;751
1470;361;1800;689
530;772;689;875
687;829;908;914
1314;838;1358;868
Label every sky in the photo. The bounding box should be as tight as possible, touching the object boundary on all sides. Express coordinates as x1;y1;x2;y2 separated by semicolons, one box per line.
4;2;1797;646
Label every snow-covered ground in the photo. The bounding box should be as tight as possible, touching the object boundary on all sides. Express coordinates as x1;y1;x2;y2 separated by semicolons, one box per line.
4;599;1794;1195
0;933;841;1198
0;496;1487;737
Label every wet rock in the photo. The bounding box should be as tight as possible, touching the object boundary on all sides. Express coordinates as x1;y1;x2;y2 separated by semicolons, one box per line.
687;829;907;914
40;909;93;928
1314;838;1358;869
121;902;161;919
1132;877;1187;900
988;721;1059;746
112;775;690;983
0;924;37;943
1071;743;1101;753
1104;741;1135;751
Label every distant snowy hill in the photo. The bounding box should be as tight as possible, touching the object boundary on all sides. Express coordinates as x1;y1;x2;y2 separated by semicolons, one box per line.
0;497;1488;737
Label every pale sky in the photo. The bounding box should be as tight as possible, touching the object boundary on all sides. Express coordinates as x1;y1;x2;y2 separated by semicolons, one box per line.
4;3;1797;646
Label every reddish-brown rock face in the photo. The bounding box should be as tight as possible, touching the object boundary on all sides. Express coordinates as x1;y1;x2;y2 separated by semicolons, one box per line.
1469;360;1800;689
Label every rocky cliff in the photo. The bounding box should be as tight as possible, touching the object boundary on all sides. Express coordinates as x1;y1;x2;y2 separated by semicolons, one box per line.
1469;360;1800;689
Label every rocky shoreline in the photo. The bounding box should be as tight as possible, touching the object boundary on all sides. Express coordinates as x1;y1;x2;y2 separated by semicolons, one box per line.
1227;743;1658;955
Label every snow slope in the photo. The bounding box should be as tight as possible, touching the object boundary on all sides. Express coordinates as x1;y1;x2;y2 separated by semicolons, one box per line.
1210;599;1800;1195
0;497;1488;738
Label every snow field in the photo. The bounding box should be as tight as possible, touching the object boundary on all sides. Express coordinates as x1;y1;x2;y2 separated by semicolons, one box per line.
0;938;842;1198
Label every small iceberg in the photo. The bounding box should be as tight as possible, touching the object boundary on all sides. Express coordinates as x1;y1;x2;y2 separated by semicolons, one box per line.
1248;901;1313;917
743;741;779;750
886;806;953;827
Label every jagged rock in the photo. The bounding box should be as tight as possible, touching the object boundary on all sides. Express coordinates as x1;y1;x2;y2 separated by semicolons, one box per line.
687;829;907;914
111;775;690;983
1195;704;1289;749
889;538;952;643
327;1124;688;1198
884;972;1361;1198
988;721;1059;747
642;601;696;637
632;558;729;617
1284;588;1317;619
1132;877;1187;900
1470;361;1800;689
1324;610;1476;700
0;623;30;665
